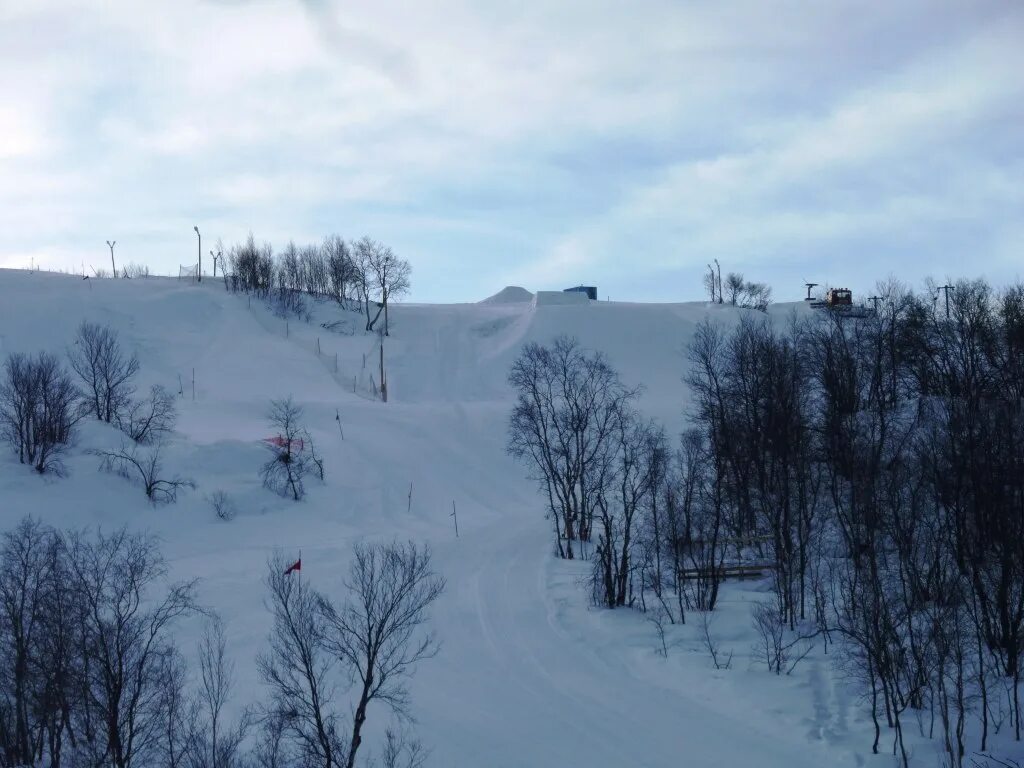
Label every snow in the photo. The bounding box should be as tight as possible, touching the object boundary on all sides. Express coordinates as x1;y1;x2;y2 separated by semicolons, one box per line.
479;285;534;304
0;269;1002;767
533;289;590;305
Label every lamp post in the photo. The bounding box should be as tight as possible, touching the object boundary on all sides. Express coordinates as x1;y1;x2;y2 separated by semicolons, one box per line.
193;226;201;282
106;240;116;278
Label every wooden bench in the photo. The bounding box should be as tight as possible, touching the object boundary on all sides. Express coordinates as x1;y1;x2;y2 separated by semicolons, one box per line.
682;563;772;581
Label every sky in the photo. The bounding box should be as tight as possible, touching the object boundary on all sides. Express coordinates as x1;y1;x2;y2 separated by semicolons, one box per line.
1;0;1022;303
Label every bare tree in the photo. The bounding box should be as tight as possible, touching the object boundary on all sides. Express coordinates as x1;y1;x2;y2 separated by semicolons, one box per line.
508;336;637;559
257;554;344;768
66;528;198;768
157;648;198;768
260;397;322;501
0;518;64;767
725;272;745;305
194;616;251;768
703;265;717;303
68;321;139;423
117;384;176;444
317;541;445;768
0;351;81;474
353;238;410;336
324;236;357;307
92;441;195;504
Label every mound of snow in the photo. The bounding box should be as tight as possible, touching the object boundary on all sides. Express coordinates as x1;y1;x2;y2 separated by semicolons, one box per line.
480;285;534;304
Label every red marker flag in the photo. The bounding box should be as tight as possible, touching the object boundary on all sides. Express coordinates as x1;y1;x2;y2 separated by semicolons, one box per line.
284;558;301;576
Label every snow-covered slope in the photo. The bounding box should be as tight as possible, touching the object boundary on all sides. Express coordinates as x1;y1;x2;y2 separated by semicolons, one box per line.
0;270;873;767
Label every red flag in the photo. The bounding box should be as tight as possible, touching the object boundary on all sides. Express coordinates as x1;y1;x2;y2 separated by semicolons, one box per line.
284;558;301;576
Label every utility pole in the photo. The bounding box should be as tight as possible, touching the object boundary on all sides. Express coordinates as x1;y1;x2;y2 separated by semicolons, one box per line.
106;240;116;278
938;284;954;319
804;282;819;301
193;226;202;282
210;249;222;277
713;259;723;304
868;295;881;314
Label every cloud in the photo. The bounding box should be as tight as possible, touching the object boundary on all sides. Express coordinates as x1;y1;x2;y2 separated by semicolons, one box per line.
0;0;1021;300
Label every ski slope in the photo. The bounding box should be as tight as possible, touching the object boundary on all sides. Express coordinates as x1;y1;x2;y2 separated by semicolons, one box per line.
0;270;896;767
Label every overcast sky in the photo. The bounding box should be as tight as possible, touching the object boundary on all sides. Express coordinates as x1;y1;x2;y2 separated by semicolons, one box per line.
1;1;1021;302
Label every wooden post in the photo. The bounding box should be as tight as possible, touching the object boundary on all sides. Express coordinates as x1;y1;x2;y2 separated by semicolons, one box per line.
379;343;386;403
317;337;321;355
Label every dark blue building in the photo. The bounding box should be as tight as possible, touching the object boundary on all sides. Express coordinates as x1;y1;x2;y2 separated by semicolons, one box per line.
563;285;597;300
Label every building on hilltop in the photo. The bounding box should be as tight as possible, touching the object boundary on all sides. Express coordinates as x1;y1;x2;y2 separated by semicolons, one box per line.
563;285;597;300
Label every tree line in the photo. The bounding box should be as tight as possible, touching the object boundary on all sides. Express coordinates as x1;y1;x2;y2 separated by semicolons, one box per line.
508;278;1024;767
0;519;443;768
222;235;410;337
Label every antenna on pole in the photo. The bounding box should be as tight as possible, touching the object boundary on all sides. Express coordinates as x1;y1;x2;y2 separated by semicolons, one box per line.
106;241;117;278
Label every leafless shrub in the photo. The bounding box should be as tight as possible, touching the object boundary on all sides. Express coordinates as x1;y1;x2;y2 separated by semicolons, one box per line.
209;490;237;521
123;262;151;279
0;351;81;474
93;440;195;504
752;601;787;674
381;726;428;768
117;384;176;443
68;321;139;423
260;397;322;500
700;610;732;670
648;606;676;658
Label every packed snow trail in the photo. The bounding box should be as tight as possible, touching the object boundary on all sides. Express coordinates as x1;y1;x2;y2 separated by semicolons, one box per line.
414;519;859;767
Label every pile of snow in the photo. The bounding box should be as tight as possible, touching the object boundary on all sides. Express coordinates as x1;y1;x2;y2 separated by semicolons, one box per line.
479;285;534;304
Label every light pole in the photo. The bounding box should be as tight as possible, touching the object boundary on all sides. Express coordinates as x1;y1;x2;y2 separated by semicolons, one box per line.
938;284;954;319
106;240;116;278
193;226;201;282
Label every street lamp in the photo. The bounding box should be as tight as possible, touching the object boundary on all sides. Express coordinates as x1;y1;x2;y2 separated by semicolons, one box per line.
193;226;201;282
106;240;116;278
